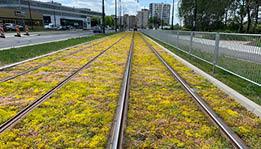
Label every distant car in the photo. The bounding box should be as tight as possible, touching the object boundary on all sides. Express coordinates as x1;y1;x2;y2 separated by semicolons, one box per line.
4;23;23;31
93;26;102;33
4;23;16;31
57;26;68;30
44;23;57;30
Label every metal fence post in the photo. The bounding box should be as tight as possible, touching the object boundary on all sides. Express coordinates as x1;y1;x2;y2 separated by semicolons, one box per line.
213;32;220;73
189;31;194;55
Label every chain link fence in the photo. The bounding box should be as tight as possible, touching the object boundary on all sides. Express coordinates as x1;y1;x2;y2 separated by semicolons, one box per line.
142;29;261;86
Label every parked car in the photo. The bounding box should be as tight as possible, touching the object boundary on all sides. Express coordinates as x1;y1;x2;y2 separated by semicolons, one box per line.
4;23;23;31
44;23;57;30
93;26;102;33
57;26;68;30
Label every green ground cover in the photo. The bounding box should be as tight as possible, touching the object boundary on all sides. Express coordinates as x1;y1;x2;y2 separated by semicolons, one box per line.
0;32;132;148
0;33;123;125
125;33;230;148
146;34;261;148
0;33;113;66
144;34;261;105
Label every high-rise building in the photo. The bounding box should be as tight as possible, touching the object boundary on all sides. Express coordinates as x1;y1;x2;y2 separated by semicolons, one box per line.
119;14;136;30
149;3;171;25
136;9;149;28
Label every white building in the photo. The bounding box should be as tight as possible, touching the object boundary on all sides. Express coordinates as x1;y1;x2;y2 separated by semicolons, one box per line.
149;3;171;25
136;9;149;28
0;0;102;29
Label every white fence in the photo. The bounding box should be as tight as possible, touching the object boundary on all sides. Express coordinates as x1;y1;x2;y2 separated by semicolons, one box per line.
142;29;261;86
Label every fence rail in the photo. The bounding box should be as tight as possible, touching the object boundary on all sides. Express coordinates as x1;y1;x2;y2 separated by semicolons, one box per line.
142;29;261;86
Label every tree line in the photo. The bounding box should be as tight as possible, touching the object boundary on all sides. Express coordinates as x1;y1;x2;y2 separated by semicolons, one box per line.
178;0;260;33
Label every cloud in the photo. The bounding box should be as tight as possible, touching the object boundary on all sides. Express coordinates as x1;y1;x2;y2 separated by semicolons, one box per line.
37;0;180;24
37;0;141;15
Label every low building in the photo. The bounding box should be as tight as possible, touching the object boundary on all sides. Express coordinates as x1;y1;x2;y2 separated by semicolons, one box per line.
0;0;102;30
136;9;149;29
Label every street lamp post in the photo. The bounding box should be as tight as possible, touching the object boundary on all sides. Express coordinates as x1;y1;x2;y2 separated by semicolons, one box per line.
102;0;105;34
115;0;117;32
161;3;164;29
119;0;122;31
27;0;33;30
171;0;174;30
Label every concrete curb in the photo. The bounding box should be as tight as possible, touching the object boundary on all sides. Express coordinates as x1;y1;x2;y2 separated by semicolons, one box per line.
0;34;109;70
144;34;261;118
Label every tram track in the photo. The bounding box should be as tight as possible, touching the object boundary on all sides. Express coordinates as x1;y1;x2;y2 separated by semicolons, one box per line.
108;33;248;149
0;35;117;83
107;32;134;149
0;32;256;148
0;33;127;133
141;34;248;149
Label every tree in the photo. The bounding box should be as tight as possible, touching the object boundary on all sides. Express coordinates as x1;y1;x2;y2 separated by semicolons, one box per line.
91;17;101;27
105;16;114;27
148;16;161;29
253;0;260;32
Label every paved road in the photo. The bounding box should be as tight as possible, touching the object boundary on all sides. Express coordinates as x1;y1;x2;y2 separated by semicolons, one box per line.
0;30;94;50
143;30;261;63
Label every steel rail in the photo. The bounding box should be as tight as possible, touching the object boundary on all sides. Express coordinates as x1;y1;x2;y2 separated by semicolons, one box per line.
141;35;248;149
0;33;128;134
0;35;120;83
107;32;134;149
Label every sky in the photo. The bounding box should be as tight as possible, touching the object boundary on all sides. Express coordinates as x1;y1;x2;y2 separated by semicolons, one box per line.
37;0;180;24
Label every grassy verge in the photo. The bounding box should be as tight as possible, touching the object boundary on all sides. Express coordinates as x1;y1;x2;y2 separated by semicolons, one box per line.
144;34;261;105
0;33;114;66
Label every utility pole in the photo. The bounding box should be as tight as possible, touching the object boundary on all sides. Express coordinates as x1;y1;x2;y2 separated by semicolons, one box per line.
102;0;105;34
192;0;197;31
119;0;122;31
115;0;117;32
161;3;164;29
52;1;57;27
171;0;174;30
141;9;144;29
28;0;33;30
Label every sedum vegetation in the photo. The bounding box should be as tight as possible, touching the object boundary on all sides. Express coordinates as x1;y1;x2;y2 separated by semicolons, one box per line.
125;33;231;148
0;32;259;148
0;33;125;125
0;34;112;66
0;35;114;80
0;32;132;148
145;34;261;148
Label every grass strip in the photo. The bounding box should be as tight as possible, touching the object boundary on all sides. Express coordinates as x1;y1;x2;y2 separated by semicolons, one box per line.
0;33;114;66
144;34;261;105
